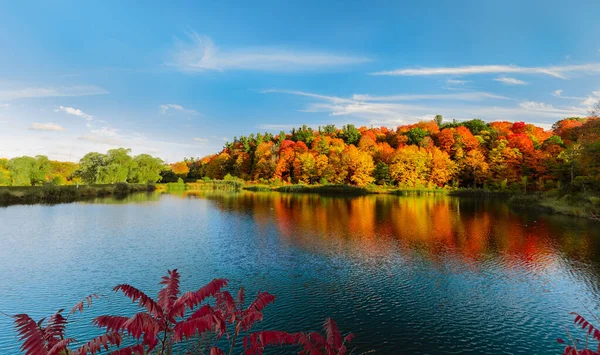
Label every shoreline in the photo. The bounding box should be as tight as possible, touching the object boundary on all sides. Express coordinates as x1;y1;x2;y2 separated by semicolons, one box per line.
1;182;598;222
0;183;156;207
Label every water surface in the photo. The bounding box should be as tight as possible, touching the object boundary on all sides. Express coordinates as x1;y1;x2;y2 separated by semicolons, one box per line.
1;191;599;354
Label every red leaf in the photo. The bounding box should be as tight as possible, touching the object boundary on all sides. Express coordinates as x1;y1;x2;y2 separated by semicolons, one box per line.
173;313;215;342
70;294;101;315
73;333;122;355
93;315;129;333
323;318;341;349
113;284;163;318
247;292;275;313
14;314;46;355
157;269;180;318
210;347;226;355
171;278;228;318
47;338;75;355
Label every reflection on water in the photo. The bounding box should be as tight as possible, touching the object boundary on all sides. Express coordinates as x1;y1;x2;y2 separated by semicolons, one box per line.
0;191;599;354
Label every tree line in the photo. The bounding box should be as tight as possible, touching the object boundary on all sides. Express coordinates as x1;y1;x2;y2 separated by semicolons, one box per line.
0;148;165;186
167;115;600;193
2;115;599;193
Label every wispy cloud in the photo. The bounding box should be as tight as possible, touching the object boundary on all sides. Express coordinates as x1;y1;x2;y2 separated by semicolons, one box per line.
371;63;600;79
193;137;209;144
160;104;200;116
262;89;588;126
29;122;65;131
352;92;509;101
494;77;529;85
0;85;108;101
553;90;564;97
55;106;94;121
170;32;370;72
446;79;467;85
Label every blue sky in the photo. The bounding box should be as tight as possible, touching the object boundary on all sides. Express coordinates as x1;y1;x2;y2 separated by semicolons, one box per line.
1;0;599;162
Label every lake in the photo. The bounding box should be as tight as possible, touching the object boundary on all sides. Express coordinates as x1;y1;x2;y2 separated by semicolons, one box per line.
1;191;599;354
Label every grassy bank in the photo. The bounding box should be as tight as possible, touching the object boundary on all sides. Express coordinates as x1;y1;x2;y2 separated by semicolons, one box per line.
0;183;156;206
242;183;450;196
508;192;600;220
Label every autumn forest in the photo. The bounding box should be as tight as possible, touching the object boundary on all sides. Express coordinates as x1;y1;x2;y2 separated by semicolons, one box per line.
1;116;600;195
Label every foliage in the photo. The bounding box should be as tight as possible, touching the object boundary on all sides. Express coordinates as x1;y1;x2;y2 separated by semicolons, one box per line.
9;270;356;355
558;312;600;355
5;116;600;193
74;149;165;185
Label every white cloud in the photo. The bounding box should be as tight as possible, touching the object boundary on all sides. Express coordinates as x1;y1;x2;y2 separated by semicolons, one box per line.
581;91;600;109
56;106;93;121
0;85;108;101
29;122;65;131
446;79;467;85
553;90;564;97
352;92;509;101
170;32;370;72
0;103;9;108
494;77;529;85
193;137;208;144
371;63;600;79
160;104;200;116
262;89;588;127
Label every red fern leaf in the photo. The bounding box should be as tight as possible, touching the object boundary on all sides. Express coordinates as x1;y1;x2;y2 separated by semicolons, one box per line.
14;314;46;355
73;333;122;355
572;312;600;341
70;294;101;315
238;287;246;307
238;310;264;333
44;311;68;344
189;304;213;320
173;314;215;342
216;291;237;320
122;312;159;339
113;284;163;318
244;331;300;355
171;278;228;318
93;315;129;333
158;269;180;317
247;292;275;312
323;318;341;349
210;347;226;355
47;338;75;355
106;344;145;355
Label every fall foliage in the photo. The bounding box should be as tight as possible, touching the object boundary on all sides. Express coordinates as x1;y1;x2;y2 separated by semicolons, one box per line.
167;116;600;192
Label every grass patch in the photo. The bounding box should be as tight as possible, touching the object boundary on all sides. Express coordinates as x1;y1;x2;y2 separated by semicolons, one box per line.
275;184;370;195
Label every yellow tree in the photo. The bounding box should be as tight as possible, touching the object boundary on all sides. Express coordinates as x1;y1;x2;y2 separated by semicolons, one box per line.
463;150;490;186
427;147;457;186
253;141;277;181
342;145;375;186
389;145;430;187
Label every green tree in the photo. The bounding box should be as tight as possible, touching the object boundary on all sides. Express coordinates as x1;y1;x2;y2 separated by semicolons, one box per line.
434;115;443;127
32;155;50;185
7;156;37;186
460;119;488;135
405;127;428;146
340;124;361;145
76;152;107;184
97;148;133;184
373;162;392;185
129;154;164;183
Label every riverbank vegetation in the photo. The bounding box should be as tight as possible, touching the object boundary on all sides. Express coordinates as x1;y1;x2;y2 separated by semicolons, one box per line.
0;148;165;187
0;183;156;206
7;269;355;355
168;116;600;196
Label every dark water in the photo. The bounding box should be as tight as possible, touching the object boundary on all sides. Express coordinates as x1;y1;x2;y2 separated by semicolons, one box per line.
1;191;600;354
